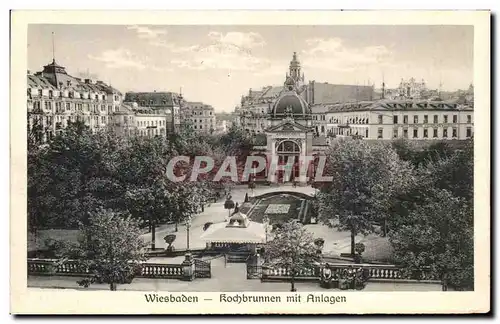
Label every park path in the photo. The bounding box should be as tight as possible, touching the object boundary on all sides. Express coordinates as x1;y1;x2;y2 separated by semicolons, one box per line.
141;184;317;251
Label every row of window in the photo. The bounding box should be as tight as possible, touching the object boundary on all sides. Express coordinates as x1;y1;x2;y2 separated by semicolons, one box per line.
31;89;112;101
30;115;108;127
32;101;113;113
137;128;166;136
191;111;213;116
137;120;167;127
330;127;369;138
191;119;214;124
377;127;473;139
382;114;472;125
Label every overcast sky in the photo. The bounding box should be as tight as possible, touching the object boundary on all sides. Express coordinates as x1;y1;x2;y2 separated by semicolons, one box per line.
28;25;473;112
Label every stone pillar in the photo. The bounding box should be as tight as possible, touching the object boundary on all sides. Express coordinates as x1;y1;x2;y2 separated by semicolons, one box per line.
299;140;307;184
181;253;195;281
268;140;276;184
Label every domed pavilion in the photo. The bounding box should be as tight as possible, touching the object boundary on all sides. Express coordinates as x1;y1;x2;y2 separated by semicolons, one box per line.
200;207;266;254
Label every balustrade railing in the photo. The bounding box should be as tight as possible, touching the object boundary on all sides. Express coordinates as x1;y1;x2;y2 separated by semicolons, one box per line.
256;263;439;282
28;259;184;279
140;263;183;279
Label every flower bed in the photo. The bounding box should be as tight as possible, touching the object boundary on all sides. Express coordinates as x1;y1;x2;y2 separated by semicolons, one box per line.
248;194;305;224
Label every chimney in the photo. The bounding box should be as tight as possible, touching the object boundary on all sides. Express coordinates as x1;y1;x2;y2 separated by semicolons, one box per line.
84;79;92;84
27;70;31;75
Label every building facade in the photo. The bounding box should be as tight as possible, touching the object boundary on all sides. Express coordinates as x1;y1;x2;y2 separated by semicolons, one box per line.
181;102;217;133
124;91;182;134
310;99;474;140
112;102;172;138
27;59;122;143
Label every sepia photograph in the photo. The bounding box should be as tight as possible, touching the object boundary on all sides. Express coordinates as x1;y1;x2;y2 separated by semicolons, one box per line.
10;10;490;314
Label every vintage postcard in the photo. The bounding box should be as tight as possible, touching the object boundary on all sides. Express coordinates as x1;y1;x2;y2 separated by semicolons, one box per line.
10;10;490;314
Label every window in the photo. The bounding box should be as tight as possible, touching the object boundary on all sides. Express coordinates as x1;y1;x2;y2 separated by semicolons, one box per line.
424;115;428;123
443;128;448;138
200;125;202;129
38;89;43;97
423;128;428;138
321;126;325;133
453;115;458;123
365;129;369;138
413;129;418;138
413;115;419;124
467;115;472;123
49;90;53;99
66;103;71;111
452;127;457;138
403;129;408;138
443;115;448;123
433;128;438;138
433;115;438;123
101;116;106;124
393;128;398;138
378;115;383;124
393;116;398;124
466;127;472;138
403;115;408;124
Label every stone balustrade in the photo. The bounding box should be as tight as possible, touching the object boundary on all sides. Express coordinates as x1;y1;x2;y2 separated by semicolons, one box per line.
259;263;439;282
28;259;185;280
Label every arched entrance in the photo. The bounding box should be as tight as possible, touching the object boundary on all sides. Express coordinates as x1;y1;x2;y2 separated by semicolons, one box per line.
276;140;301;182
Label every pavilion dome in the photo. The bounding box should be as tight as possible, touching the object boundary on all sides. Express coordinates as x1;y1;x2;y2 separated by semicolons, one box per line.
272;91;309;116
227;209;250;228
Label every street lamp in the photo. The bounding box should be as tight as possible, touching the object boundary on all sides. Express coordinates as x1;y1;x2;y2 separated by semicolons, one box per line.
186;216;192;251
224;195;235;222
263;216;270;244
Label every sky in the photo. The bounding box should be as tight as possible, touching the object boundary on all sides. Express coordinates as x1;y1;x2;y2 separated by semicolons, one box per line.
28;25;473;112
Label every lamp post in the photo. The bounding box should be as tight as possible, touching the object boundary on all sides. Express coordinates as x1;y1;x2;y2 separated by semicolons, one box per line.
263;216;270;244
186;216;192;251
224;195;235;222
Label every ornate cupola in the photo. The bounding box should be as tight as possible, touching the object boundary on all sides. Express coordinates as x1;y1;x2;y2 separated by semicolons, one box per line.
289;51;302;81
226;205;250;228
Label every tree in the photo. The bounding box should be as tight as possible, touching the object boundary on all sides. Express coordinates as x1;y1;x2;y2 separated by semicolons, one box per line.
59;208;148;291
388;189;473;290
265;220;320;292
391;139;456;167
27;121;122;230
317;139;413;255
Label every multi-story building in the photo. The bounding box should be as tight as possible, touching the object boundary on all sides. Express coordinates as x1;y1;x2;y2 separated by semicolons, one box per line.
124;91;182;134
181;101;217;133
312;99;474;140
27;59;122;143
112;102;172;138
